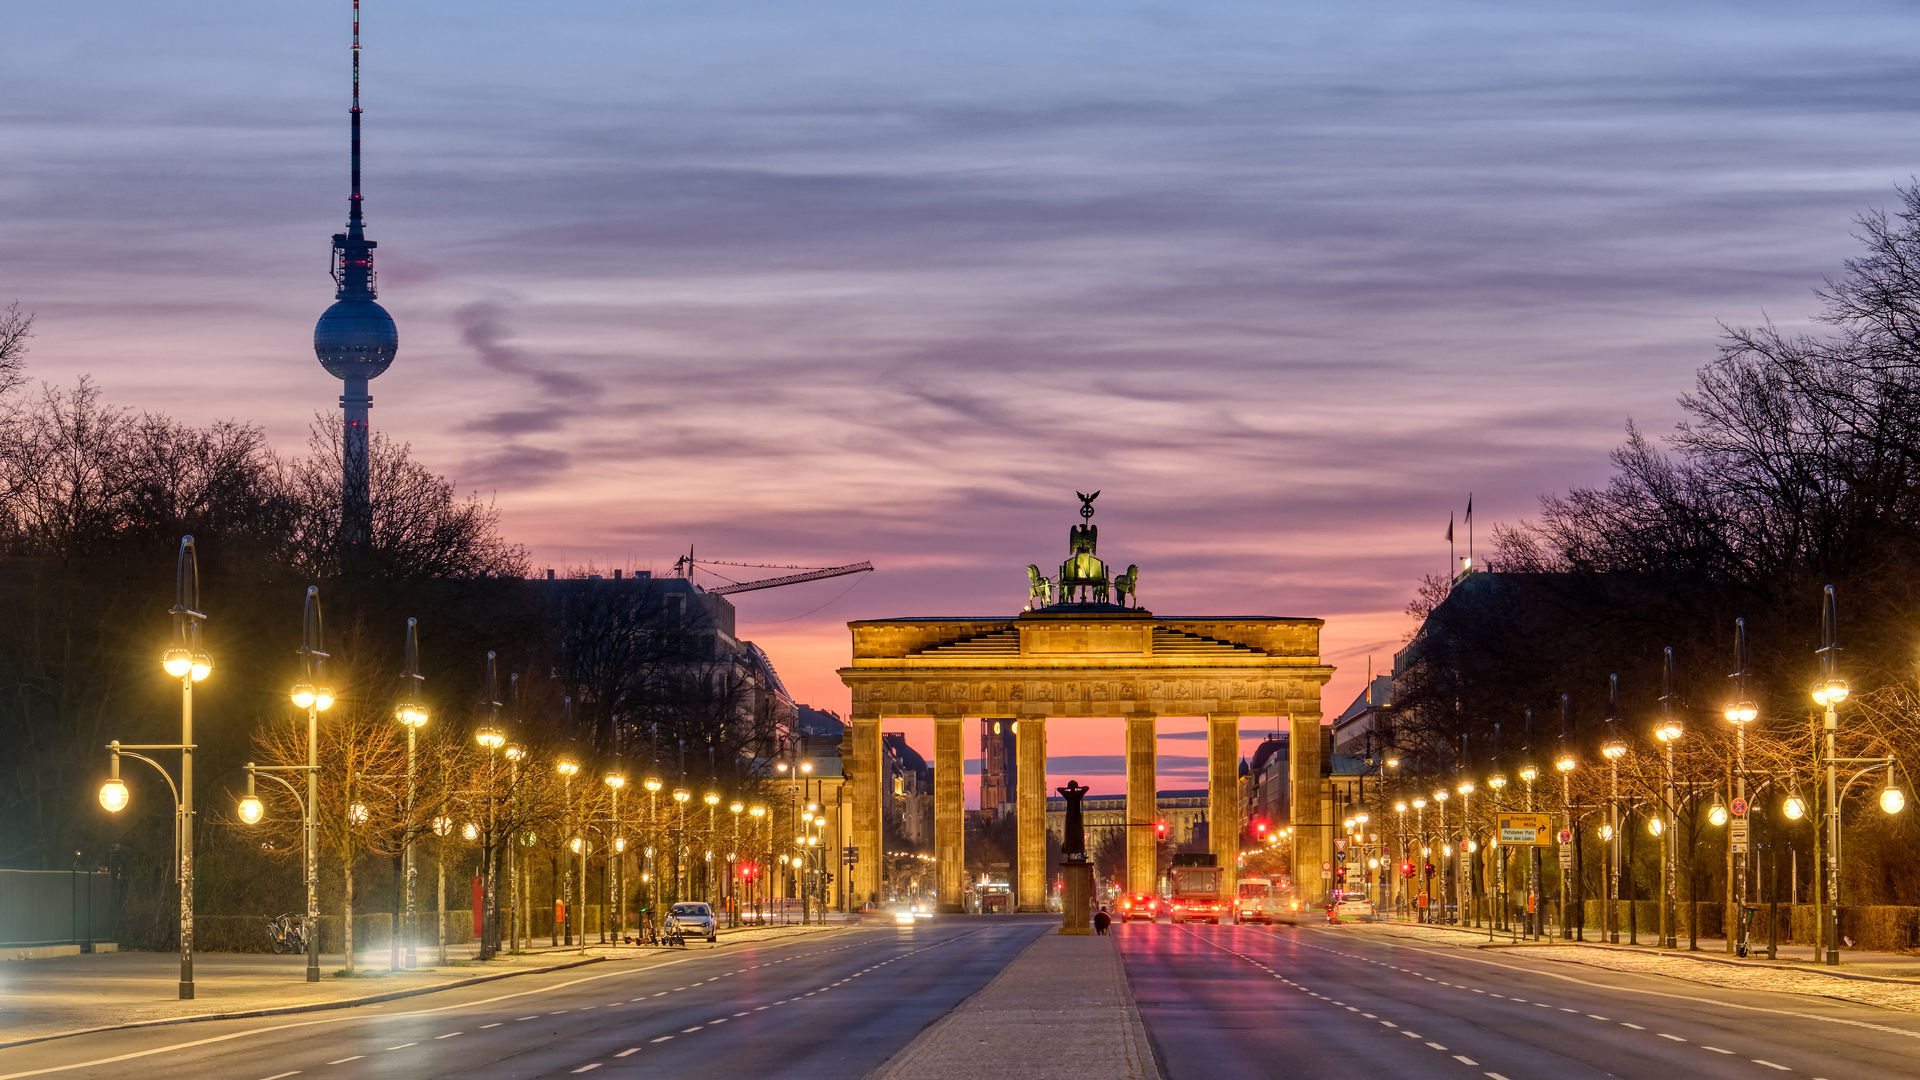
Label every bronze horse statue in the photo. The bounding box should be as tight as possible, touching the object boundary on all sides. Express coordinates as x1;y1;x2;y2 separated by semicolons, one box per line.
1026;564;1053;607
1114;564;1138;607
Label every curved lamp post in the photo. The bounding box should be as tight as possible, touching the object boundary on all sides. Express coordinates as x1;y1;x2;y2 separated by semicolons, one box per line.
100;537;213;999
1600;674;1628;944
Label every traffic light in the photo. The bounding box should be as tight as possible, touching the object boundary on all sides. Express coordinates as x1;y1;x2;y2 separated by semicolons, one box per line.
1253;818;1269;839
1399;861;1415;878
1155;820;1168;840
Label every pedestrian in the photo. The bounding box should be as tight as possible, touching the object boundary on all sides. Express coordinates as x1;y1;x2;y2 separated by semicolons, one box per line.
1094;906;1111;935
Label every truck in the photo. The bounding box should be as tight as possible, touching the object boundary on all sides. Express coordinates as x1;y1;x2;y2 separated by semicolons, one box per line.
1167;853;1225;924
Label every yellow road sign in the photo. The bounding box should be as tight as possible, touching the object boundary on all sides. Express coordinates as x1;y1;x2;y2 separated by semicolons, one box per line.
1498;813;1552;846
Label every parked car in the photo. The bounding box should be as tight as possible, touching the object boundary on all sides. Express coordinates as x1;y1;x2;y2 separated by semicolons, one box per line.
1119;892;1159;922
665;901;718;941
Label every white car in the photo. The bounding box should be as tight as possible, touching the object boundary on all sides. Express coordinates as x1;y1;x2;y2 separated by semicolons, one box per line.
1331;892;1376;921
665;902;718;941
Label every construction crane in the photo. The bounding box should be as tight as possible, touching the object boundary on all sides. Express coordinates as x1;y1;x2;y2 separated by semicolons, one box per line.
672;549;874;596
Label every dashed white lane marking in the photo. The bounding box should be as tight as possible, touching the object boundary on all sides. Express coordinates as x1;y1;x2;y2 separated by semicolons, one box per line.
653;992;668;998
1424;1041;1447;1050
434;1032;461;1039
733;1011;751;1017
1658;1033;1686;1042
479;1023;502;1029
571;1065;599;1074
1453;1056;1478;1066
1753;1061;1789;1071
324;1058;362;1066
1702;1046;1733;1055
1486;1074;1512;1080
516;1015;539;1021
680;1026;704;1033
1586;1014;1608;1021
754;1005;769;1011
1380;1020;1397;1028
384;1043;415;1051
1620;1022;1644;1030
650;1036;674;1044
615;1049;640;1058
709;1018;729;1025
259;1073;299;1080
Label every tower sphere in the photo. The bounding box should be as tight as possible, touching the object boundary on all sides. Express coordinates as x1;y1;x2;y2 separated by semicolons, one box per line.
314;296;398;381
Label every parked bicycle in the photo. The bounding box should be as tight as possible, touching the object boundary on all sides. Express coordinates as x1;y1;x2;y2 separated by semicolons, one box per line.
267;912;308;954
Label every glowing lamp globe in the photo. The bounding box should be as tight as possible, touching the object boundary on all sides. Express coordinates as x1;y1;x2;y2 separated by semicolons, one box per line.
1647;816;1663;837
1783;796;1807;820
190;651;213;682
313;686;335;711
162;646;194;679
291;683;317;710
461;822;479;841
1708;804;1729;827
238;794;264;825
98;778;130;813
1881;787;1906;815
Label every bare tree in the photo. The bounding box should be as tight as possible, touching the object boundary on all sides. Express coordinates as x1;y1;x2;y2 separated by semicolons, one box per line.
0;302;31;399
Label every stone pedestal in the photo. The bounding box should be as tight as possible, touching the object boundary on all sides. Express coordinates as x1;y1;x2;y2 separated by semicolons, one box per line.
1060;859;1093;935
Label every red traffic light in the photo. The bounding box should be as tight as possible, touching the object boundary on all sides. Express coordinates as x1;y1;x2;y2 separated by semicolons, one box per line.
1399;861;1415;878
1155;821;1168;839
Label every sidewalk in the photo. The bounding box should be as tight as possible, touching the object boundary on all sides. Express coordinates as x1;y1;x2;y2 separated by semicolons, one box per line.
872;930;1159;1080
1342;919;1920;1012
0;922;840;1046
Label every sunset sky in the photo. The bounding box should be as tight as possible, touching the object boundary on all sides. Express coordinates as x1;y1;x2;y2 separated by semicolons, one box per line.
7;2;1919;802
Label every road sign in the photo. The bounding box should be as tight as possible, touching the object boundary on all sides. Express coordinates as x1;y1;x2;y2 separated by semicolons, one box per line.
1730;818;1750;854
1731;797;1749;818
1557;829;1572;844
1335;850;1348;864
1498;813;1553;846
1557;842;1573;870
844;846;860;864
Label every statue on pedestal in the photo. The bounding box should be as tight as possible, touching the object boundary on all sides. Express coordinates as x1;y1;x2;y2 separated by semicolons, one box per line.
1058;779;1091;860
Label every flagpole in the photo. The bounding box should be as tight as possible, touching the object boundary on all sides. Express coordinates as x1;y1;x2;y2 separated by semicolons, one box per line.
1467;493;1474;571
1447;512;1455;581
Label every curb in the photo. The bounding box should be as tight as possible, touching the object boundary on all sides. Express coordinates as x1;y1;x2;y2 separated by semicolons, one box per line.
1353;920;1920;988
0;955;607;1051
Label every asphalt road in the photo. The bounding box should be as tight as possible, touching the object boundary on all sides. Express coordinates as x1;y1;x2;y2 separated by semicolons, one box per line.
0;920;1049;1080
1119;919;1920;1080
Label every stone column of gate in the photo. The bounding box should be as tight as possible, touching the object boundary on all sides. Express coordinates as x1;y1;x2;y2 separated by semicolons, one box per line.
1207;712;1241;877
1126;712;1158;897
1015;716;1049;912
848;713;884;907
934;714;965;913
1290;710;1326;906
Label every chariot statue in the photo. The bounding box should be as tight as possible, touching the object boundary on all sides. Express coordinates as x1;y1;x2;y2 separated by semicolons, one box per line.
1020;492;1142;609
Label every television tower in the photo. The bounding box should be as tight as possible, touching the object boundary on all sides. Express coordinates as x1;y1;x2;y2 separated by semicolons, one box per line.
313;0;397;559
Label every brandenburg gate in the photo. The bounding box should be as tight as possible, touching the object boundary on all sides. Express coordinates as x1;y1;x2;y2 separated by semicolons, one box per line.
838;494;1333;912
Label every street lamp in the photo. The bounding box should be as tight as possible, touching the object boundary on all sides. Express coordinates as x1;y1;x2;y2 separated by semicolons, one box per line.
673;788;691;904
1814;584;1847;965
1600;675;1628;943
99;537;211;999
1725;619;1759;958
474;651;506;960
395;617;428;968
728;801;744;927
704;792;721;907
556;756;581;946
604;769;626;945
1555;693;1578;940
749;804;767;921
644;777;662;929
1656;647;1683;949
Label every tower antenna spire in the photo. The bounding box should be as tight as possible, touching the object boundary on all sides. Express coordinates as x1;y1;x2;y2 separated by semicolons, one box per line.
348;0;364;239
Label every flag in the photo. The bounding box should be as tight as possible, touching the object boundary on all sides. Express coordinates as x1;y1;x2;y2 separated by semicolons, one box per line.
1445;513;1454;543
1466;493;1473;520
